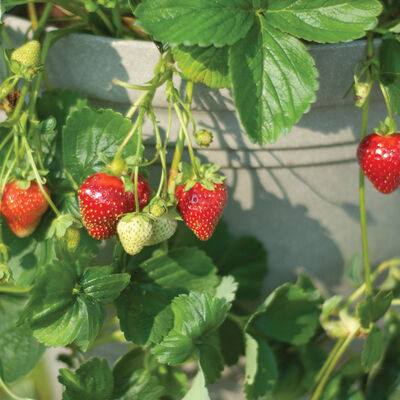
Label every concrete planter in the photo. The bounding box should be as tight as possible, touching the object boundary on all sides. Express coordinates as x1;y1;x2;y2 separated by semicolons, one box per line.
4;15;400;295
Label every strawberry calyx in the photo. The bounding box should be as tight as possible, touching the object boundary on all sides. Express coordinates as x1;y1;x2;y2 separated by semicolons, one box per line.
175;158;225;192
375;116;397;136
47;214;82;241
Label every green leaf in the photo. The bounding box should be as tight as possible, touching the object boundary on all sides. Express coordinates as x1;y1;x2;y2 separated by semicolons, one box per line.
357;292;393;330
229;18;318;144
22;259;129;350
171;221;268;301
172;45;230;88
182;367;211;400
0;295;45;383
136;247;220;292
37;89;88;133
197;338;225;385
379;37;400;115
58;358;114;400
362;325;384;372
135;0;255;47
263;0;382;43
215;275;238;304
345;253;363;288
247;283;321;345
219;318;245;366
80;266;130;304
244;333;278;400
62;107;140;185
152;292;230;365
116;283;180;346
1;221;56;287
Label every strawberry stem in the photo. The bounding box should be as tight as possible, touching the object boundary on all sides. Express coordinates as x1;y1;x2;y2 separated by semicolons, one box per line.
359;31;374;296
0;374;34;400
133;121;143;213
28;3;39;31
22;136;61;217
149;109;167;198
379;82;395;132
173;101;200;177
168;81;194;195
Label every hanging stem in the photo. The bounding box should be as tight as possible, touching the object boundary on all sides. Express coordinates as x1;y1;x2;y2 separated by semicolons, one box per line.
114;108;146;161
311;329;359;400
359;31;374;295
133;121;143;213
149;110;168;198
312;337;346;391
28;3;39;31
379;82;395;128
173;101;200;177
22;136;61;217
339;258;400;311
168;81;194;193
0;375;34;400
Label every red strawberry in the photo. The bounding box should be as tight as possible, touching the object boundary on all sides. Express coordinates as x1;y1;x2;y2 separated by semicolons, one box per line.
78;173;150;240
357;133;400;194
176;180;227;241
1;180;49;237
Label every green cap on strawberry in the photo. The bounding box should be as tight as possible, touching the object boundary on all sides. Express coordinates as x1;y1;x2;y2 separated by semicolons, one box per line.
175;158;227;240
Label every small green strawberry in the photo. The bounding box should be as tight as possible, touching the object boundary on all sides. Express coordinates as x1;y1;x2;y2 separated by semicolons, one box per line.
11;40;41;68
117;213;153;255
195;129;213;148
145;213;177;246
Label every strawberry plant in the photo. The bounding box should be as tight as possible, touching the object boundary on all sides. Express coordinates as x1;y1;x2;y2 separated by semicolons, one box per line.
0;1;400;400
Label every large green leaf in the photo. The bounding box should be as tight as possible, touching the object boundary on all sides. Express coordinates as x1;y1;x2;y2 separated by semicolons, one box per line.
263;0;382;43
152;292;229;372
113;348;187;399
137;247;219;292
135;0;255;47
171;221;268;301
379;37;400;115
172;45;231;88
0;295;45;383
229;18;318;144
58;358;114;400
21;261;129;350
37;89;88;133
244;333;278;400
182;367;211;400
116;283;181;346
62;107;139;185
247;283;321;345
362;325;384;372
1;220;56;287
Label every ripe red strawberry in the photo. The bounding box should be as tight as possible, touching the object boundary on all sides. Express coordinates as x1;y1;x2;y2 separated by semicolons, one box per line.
1;180;49;237
78;172;150;240
176;181;227;240
357;133;400;194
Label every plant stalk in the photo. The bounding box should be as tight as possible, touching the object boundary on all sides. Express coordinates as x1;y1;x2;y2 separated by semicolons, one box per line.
311;329;359;400
359;31;374;295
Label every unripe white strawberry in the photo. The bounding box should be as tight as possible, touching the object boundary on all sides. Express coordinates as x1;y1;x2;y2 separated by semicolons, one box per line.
117;213;152;255
145;213;177;246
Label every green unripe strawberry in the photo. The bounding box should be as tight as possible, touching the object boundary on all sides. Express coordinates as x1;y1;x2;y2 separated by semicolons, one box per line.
11;40;41;68
195;129;213;148
145;213;177;246
63;227;81;249
117;213;152;255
